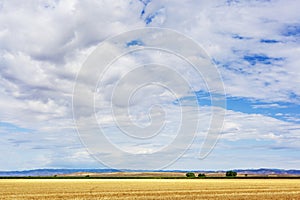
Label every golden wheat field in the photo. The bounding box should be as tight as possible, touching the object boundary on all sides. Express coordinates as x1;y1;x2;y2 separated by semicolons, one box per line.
0;179;300;200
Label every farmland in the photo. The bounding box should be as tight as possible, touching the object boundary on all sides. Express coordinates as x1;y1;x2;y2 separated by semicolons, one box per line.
0;179;300;199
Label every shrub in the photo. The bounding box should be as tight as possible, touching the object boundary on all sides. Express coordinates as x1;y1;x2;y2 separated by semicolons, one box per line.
226;171;237;177
198;173;206;178
186;172;196;178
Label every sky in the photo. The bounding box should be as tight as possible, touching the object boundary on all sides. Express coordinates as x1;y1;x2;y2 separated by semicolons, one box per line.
0;0;300;171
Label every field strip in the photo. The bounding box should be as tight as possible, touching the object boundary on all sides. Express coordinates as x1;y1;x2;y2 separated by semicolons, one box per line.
1;179;300;200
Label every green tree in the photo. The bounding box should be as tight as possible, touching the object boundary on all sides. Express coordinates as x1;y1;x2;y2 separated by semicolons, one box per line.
186;172;196;178
198;173;206;178
226;171;237;177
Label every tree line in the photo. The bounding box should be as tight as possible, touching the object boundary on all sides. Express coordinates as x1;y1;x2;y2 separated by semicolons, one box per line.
186;170;237;178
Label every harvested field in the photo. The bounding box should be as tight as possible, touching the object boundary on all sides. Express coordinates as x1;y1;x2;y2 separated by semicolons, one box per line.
0;179;300;199
60;171;187;177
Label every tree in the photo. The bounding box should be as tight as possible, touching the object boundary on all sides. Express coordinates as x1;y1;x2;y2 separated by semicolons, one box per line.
186;172;196;178
226;171;237;177
198;173;206;178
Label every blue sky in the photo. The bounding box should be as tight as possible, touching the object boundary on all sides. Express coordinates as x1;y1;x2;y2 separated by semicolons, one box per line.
0;0;300;171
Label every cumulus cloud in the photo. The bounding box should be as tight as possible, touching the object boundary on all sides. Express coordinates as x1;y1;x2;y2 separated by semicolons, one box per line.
0;0;145;170
140;0;300;103
0;0;299;170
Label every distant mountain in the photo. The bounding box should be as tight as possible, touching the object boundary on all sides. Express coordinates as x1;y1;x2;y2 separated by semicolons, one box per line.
0;169;120;177
234;168;300;175
0;168;299;177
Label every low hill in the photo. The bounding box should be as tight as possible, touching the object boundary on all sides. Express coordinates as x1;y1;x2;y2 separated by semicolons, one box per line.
1;168;300;177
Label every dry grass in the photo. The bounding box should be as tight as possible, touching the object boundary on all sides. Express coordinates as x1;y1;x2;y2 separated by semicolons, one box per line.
61;172;187;177
0;179;300;199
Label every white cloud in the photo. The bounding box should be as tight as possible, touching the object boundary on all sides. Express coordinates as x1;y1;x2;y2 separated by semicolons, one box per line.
0;0;299;170
138;0;300;103
222;110;300;145
252;103;287;109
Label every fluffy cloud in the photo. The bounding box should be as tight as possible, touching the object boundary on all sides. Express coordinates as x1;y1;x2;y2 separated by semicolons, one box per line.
0;0;299;170
140;0;300;103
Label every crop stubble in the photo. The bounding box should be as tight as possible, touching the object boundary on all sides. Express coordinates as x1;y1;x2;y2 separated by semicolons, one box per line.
0;179;299;199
